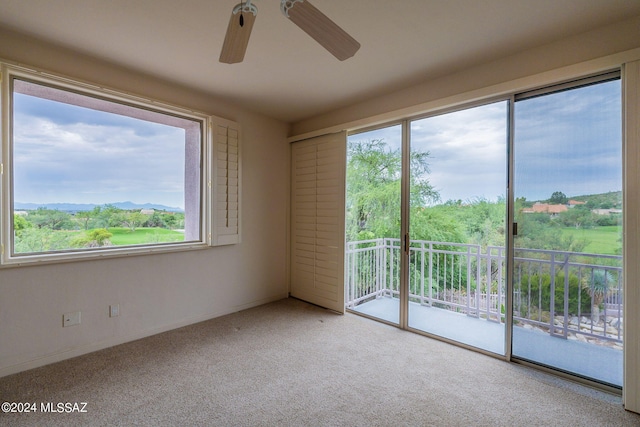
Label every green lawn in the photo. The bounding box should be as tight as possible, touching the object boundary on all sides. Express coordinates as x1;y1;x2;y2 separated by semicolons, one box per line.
560;226;621;255
108;227;185;245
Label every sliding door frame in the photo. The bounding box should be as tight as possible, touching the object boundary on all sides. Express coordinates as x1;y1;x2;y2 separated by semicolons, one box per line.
506;95;515;363
507;70;623;393
345;72;627;392
347;96;512;356
623;59;640;412
404;97;511;358
400;119;410;330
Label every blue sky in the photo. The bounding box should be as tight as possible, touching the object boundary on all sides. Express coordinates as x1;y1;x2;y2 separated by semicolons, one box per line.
411;101;507;204
13;93;188;209
514;80;622;201
349;80;621;204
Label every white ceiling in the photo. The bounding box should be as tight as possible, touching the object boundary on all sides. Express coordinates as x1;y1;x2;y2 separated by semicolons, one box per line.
1;0;639;123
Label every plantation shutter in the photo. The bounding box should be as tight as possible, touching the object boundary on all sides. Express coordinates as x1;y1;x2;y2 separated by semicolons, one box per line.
212;118;241;246
290;132;346;313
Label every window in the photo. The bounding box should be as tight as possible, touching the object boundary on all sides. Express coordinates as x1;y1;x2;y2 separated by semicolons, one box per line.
1;64;240;265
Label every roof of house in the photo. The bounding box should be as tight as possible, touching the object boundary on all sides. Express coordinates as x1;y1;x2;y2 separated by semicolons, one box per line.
522;203;568;214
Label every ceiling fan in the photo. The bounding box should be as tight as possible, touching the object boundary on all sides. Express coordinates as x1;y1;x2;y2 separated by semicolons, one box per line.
219;0;361;64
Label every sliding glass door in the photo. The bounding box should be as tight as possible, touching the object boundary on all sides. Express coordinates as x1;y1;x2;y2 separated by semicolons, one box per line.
344;71;623;387
512;75;623;386
344;104;509;350
345;125;402;325
407;102;508;354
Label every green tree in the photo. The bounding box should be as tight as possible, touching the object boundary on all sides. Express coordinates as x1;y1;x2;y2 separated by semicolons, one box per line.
346;138;439;241
13;214;32;237
28;208;75;230
172;212;185;229
162;213;177;228
557;206;594;229
581;269;616;323
442;197;506;248
14;227;74;253
122;212;146;231
97;204;124;228
515;211;589;252
549;191;568;205
71;228;113;248
144;212;168;228
75;210;93;230
410;207;465;243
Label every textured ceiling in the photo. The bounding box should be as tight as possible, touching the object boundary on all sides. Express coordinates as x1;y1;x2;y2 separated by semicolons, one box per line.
1;0;639;123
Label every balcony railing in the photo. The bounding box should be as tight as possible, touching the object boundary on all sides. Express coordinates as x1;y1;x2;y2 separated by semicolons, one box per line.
345;238;623;345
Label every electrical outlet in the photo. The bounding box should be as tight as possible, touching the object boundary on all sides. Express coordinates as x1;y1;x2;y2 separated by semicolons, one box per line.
109;304;120;318
63;311;81;327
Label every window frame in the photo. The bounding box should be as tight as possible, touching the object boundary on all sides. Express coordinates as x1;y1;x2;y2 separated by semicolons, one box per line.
0;63;237;266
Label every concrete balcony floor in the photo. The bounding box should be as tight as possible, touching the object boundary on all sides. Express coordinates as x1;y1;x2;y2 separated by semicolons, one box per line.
349;296;622;387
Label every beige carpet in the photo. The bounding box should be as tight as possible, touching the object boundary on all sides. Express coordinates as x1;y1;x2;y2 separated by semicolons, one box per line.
1;298;638;426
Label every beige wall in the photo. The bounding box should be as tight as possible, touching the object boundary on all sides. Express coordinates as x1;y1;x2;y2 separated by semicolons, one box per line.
0;28;290;376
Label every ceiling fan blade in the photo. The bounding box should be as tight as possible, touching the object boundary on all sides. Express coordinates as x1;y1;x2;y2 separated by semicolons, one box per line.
219;4;257;64
284;0;360;61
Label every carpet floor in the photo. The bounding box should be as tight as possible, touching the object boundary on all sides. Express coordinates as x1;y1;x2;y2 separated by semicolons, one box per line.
1;298;639;426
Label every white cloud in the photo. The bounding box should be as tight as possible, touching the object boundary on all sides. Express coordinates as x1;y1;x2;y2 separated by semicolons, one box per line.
411;101;507;203
13;99;189;208
347;79;622;205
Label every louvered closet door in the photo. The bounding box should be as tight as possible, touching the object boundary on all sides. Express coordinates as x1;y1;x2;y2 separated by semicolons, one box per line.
291;132;346;313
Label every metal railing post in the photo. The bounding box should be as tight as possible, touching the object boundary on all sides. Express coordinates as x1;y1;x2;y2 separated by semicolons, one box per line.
549;253;556;336
563;253;570;339
497;247;504;323
420;241;425;305
466;245;472;316
429;242;433;307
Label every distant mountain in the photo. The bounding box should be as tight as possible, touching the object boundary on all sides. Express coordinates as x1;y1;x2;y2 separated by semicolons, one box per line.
14;201;184;213
566;191;622;209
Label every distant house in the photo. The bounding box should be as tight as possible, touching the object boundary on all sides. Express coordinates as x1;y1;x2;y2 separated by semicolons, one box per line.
568;200;586;207
522;202;568;215
592;208;622;215
140;209;155;215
